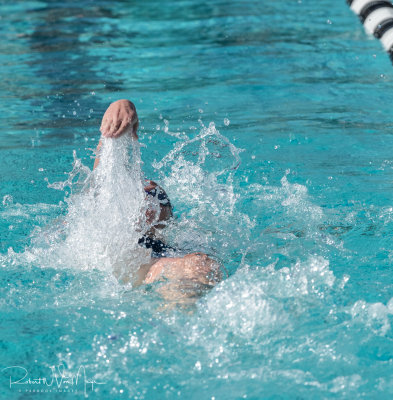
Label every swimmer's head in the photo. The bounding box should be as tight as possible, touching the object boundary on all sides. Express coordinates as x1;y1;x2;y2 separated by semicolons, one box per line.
144;181;173;230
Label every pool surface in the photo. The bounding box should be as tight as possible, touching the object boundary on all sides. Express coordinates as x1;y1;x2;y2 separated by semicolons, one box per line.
2;0;393;398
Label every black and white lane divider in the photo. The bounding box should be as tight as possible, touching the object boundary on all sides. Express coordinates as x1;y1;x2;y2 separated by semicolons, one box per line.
347;0;393;59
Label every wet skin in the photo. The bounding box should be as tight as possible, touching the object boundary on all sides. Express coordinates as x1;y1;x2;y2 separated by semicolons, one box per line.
95;100;222;301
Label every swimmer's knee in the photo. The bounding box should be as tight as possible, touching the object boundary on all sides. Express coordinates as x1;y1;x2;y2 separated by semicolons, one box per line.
184;252;209;262
185;253;222;283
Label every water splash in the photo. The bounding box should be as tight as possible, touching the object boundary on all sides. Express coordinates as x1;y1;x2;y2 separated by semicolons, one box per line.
350;298;393;336
4;121;245;284
62;135;154;281
150;121;250;265
20;135;154;284
196;256;338;343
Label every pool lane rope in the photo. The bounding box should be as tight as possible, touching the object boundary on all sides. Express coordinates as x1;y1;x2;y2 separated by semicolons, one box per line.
347;0;393;60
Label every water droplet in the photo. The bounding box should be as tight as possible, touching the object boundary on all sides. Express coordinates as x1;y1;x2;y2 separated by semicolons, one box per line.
2;195;13;206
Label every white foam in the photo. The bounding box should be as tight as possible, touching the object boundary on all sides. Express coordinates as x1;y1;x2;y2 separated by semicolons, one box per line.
350;298;393;335
28;135;154;283
197;256;337;342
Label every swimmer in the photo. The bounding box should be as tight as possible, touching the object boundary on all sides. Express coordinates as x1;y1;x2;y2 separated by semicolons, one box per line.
95;99;222;304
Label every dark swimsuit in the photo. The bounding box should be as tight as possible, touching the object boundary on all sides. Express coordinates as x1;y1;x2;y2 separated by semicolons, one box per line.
138;235;175;258
138;181;175;258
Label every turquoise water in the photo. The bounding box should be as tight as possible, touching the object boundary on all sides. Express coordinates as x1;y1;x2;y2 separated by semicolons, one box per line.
2;0;393;398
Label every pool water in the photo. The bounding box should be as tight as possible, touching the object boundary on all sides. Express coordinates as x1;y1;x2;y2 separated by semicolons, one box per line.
2;0;393;398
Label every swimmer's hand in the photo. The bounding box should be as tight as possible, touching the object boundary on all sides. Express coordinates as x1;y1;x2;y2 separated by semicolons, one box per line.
100;99;139;139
